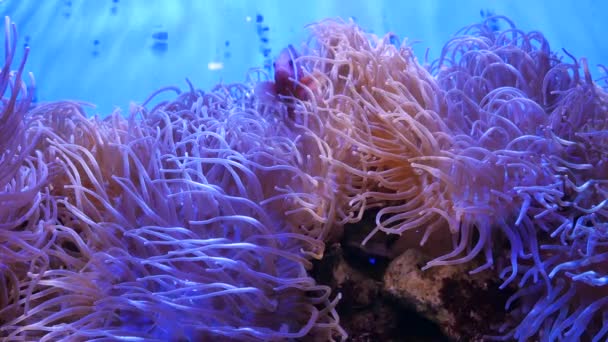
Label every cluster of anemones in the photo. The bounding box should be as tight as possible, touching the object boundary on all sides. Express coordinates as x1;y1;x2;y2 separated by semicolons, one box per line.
292;16;608;341
0;16;344;341
2;13;607;341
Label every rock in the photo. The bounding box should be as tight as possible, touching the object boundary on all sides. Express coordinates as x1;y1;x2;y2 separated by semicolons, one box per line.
313;243;452;341
383;249;513;341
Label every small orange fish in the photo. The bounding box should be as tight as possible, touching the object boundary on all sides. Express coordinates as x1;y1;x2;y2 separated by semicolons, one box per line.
255;44;316;106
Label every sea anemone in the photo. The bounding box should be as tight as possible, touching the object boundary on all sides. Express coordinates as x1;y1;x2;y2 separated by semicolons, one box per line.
0;17;344;341
291;16;608;340
2;11;607;341
430;17;608;341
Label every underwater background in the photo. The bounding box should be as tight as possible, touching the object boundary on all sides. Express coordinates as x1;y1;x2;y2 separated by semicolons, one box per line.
1;1;608;341
3;0;606;115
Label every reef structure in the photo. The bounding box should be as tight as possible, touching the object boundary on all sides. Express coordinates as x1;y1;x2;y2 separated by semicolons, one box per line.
1;14;607;341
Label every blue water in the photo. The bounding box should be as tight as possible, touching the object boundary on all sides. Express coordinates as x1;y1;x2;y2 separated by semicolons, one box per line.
2;0;606;116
